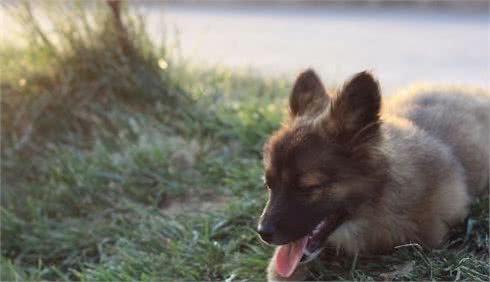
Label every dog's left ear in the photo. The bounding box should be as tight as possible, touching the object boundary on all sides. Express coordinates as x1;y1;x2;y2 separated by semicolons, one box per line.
328;71;381;142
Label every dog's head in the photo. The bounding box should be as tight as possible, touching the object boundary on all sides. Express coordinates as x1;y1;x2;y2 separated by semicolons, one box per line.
258;70;386;249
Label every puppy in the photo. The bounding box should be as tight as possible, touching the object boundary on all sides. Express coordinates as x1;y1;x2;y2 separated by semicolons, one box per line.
257;69;489;281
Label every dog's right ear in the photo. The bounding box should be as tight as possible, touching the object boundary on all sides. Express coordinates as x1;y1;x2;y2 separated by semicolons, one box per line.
327;71;381;145
289;69;329;118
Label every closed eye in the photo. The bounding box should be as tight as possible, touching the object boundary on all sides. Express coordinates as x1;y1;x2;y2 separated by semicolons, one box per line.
305;185;322;190
294;185;325;197
301;181;330;191
298;171;331;191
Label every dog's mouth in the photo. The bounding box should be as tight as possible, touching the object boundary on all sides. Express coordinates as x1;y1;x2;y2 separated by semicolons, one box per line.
274;213;344;278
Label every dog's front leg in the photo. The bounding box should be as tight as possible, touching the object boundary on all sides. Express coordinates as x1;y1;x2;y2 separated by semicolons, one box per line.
267;247;307;281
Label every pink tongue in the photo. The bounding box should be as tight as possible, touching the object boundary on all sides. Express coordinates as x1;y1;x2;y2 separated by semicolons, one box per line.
275;236;308;278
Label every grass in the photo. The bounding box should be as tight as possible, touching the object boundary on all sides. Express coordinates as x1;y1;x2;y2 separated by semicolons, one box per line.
1;2;488;281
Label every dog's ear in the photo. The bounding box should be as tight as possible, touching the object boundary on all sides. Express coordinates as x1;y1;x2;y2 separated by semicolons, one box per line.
328;71;381;142
289;69;329;118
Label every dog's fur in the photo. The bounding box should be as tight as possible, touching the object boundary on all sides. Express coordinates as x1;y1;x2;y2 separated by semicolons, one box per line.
259;69;489;281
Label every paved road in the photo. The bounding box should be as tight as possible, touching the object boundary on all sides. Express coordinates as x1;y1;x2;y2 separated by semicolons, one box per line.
139;2;489;93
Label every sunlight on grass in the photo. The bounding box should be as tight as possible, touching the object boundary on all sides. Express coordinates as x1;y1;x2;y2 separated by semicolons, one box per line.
1;1;488;281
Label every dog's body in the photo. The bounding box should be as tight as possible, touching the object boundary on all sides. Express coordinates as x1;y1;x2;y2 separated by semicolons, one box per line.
327;86;489;254
258;70;489;281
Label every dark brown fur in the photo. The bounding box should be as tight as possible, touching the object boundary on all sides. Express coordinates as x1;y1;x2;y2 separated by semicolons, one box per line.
260;70;386;246
258;69;490;281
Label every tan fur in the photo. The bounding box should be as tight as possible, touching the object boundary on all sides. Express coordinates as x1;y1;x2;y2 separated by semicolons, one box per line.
265;79;489;281
299;172;325;188
326;86;490;254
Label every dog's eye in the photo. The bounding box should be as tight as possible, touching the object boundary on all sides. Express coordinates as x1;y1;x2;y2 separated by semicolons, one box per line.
301;181;329;191
295;184;323;196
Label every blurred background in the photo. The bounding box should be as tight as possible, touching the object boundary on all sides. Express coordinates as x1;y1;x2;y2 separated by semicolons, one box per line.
1;1;489;281
147;0;489;92
3;1;489;92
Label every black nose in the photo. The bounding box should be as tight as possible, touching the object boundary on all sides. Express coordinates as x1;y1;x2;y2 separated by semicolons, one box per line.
257;223;275;244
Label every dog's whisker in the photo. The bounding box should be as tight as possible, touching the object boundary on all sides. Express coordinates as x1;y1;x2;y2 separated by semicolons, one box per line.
300;247;324;264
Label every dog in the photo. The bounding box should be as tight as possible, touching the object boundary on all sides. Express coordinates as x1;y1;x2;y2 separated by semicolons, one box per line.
257;69;489;281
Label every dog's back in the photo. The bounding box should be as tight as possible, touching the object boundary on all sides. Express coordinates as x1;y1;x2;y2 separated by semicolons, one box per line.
327;85;490;254
385;86;490;196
